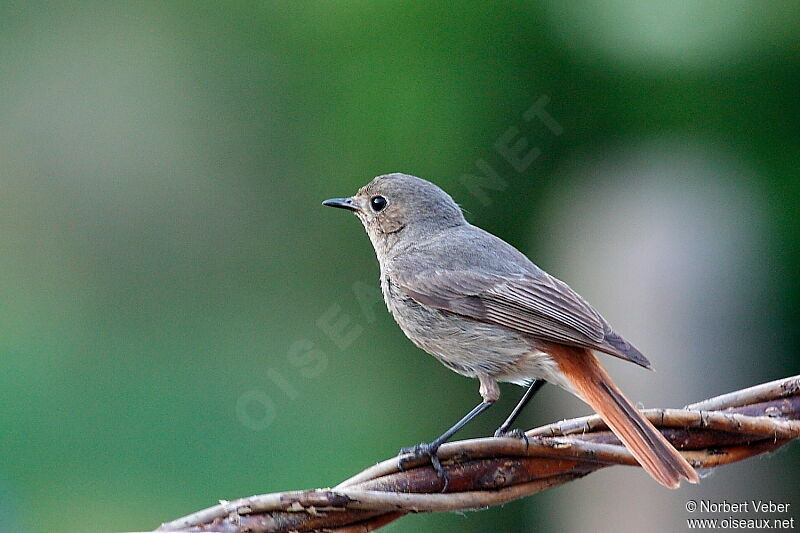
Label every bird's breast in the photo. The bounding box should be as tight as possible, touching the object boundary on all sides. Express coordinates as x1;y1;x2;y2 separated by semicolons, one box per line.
380;272;533;379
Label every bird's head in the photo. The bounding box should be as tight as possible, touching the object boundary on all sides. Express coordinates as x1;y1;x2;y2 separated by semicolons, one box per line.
323;173;465;255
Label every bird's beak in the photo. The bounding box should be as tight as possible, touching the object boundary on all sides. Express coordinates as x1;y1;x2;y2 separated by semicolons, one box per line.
322;197;359;212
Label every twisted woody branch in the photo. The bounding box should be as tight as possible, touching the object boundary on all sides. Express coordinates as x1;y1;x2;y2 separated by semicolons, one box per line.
154;376;800;533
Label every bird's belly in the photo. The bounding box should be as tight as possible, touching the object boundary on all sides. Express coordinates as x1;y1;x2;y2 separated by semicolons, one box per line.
385;286;535;379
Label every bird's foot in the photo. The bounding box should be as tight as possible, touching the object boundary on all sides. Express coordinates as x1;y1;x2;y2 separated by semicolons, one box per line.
398;442;449;491
493;428;529;449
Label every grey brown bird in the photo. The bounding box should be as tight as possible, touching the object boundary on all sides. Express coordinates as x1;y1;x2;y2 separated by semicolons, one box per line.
323;173;698;489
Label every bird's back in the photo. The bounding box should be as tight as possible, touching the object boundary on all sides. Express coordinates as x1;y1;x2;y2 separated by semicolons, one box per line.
384;222;651;370
393;223;543;278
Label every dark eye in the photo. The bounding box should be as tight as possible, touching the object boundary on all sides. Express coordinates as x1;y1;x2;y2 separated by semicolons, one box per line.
370;195;387;212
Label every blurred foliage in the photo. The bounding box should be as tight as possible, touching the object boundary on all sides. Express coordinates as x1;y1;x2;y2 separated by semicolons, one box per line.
0;2;798;532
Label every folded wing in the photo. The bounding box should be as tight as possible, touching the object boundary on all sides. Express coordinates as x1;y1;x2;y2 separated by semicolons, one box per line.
391;266;651;369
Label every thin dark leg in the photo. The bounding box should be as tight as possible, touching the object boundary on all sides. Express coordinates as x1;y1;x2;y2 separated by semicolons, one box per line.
398;400;494;489
494;379;546;437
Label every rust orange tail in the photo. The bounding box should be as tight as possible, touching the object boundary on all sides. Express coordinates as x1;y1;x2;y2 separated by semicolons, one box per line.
551;345;699;489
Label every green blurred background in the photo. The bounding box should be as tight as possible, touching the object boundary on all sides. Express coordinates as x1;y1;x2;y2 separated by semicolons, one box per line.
1;2;798;532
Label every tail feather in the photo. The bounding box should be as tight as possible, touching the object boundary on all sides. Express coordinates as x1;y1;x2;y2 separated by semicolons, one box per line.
552;346;699;488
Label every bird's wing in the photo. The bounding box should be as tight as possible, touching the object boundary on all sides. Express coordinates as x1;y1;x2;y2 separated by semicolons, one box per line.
390;266;651;369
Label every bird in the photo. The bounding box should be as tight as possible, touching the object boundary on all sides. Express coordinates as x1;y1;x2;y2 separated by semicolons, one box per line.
322;172;699;489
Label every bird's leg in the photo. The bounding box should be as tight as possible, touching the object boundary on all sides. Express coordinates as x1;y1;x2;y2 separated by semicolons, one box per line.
399;375;500;491
398;400;494;490
493;379;546;444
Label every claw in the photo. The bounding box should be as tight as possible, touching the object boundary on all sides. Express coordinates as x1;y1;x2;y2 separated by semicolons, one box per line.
397;442;450;491
494;428;529;450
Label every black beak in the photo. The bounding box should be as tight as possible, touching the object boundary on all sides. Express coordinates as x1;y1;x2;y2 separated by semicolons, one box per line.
322;197;359;212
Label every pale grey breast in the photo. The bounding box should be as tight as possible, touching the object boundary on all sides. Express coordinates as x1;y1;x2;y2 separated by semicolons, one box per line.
380;270;532;378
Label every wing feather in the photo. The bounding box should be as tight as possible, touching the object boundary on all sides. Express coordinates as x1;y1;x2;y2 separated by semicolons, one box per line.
392;266;651;368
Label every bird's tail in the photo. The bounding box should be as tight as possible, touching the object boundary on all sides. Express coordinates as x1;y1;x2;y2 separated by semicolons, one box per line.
551;345;699;489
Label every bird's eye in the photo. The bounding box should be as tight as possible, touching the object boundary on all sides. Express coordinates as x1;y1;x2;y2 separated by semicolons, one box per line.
370;195;387;212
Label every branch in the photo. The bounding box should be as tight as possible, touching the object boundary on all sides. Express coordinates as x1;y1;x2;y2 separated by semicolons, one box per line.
153;376;800;533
